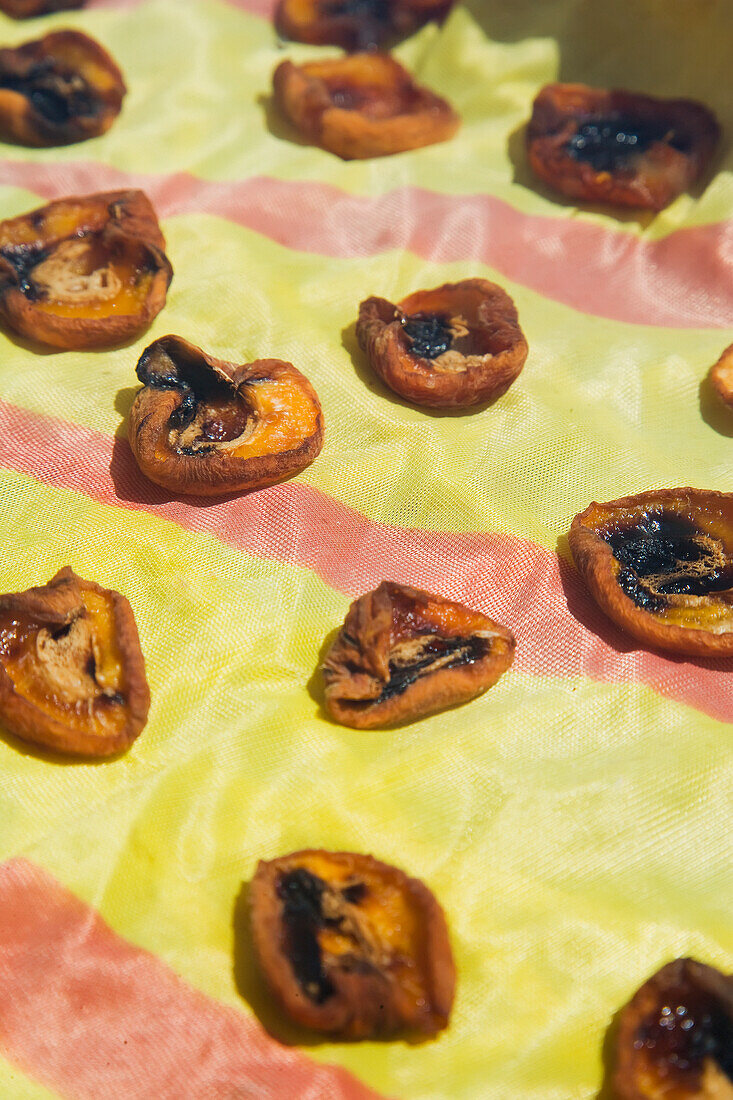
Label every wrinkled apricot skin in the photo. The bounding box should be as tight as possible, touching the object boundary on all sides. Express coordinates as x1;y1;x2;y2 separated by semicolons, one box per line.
569;489;733;657
0;567;150;757
613;959;733;1100
527;83;720;210
0;30;125;146
251;849;456;1039
274;0;453;51
709;344;733;409
0;189;172;350
273;52;459;160
356;278;528;408
128;335;324;497
322;580;515;728
0;0;83;16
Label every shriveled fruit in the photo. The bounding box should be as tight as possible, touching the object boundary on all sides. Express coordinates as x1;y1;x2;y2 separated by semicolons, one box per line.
322;580;515;728
527;83;720;210
0;1;83;18
251;849;456;1039
0;189;172;349
0;567;150;757
569;489;733;656
356;278;528;408
273;51;459;159
0;30;125;146
613;958;733;1099
274;0;453;51
709;344;733;410
128;335;324;496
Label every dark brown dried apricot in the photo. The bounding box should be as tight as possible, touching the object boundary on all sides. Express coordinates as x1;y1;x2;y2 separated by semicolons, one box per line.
709;344;733;410
569;489;733;656
613;958;733;1099
356;278;528;408
527;83;720;211
0;189;172;350
322;580;515;728
0;1;83;16
128;335;324;497
0;30;124;146
272;52;459;160
274;0;453;51
0;567;150;757
251;849;456;1039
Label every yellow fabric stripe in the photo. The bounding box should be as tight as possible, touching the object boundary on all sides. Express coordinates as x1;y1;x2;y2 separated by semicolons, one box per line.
0;1062;55;1100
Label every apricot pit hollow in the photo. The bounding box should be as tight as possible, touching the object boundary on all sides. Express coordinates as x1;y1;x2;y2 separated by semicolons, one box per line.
356;278;528;408
0;30;125;146
569;489;733;656
274;0;453;51
527;83;720;210
251;849;456;1039
0;189;172;349
272;52;459;159
0;567;150;757
128;335;324;497
613;958;733;1099
322;580;515;728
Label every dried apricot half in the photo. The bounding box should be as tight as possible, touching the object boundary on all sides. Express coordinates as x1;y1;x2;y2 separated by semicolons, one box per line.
527;83;720;211
274;0;453;51
272;52;459;160
0;30;125;146
0;189;172;350
251;849;456;1039
356;278;528;408
322;580;515;728
0;1;83;17
128;335;324;496
613;958;733;1099
709;344;733;409
0;567;150;757
569;489;733;656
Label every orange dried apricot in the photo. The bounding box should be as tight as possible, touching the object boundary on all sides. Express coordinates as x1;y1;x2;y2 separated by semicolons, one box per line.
709;344;733;409
0;30;124;146
0;1;83;16
251;849;456;1039
274;0;453;51
0;567;150;757
613;958;733;1099
273;52;459;159
527;83;720;211
128;335;324;496
0;189;172;350
356;278;528;408
322;580;515;728
569;489;733;656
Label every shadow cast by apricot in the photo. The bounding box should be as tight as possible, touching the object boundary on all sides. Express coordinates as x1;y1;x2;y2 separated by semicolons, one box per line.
698;371;733;439
555;538;637;657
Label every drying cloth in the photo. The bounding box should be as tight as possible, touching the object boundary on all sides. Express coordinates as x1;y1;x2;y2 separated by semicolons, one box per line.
0;0;731;1097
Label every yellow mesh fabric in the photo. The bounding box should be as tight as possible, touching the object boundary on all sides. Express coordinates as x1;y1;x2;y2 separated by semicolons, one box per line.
0;1;731;1097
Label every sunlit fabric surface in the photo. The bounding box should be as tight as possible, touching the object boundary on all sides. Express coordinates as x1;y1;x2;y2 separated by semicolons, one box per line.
0;0;731;1097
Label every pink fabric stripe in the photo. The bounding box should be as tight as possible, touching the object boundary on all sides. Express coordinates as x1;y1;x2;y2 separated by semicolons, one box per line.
0;858;385;1100
0;159;730;328
1;398;732;721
